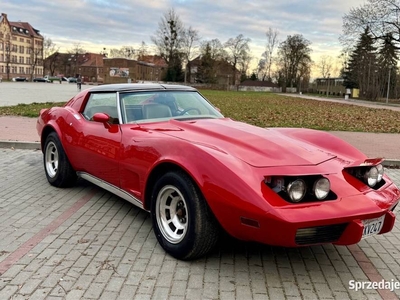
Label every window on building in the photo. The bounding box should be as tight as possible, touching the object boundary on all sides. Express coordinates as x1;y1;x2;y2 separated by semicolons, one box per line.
19;45;24;53
19;67;24;74
27;57;31;64
20;38;24;42
0;43;3;50
19;56;24;64
0;66;3;73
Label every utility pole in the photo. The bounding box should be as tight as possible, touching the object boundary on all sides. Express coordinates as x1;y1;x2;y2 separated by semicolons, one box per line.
326;73;330;97
386;67;391;104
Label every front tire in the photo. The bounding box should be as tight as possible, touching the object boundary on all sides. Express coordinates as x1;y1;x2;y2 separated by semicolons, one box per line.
151;171;219;260
43;132;77;187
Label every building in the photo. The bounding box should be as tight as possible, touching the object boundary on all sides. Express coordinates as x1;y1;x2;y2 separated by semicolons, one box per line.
103;56;166;84
315;77;346;96
0;13;44;81
188;56;241;86
44;52;105;82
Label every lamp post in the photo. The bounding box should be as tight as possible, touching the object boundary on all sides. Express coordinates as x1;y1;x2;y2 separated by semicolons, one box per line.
299;77;303;94
326;73;330;97
386;67;391;104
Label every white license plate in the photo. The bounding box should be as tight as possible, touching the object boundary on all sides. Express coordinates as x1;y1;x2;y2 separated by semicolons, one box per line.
362;215;385;239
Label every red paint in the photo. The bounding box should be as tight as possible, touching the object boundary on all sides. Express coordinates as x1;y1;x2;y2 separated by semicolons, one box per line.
36;84;400;248
0;188;96;275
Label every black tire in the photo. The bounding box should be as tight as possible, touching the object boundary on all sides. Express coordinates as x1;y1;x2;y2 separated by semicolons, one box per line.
43;132;77;187
151;171;219;260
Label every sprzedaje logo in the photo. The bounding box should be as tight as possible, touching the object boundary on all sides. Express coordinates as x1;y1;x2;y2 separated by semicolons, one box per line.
349;280;400;292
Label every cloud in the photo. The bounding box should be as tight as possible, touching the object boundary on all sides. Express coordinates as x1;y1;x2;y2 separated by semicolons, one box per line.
2;0;366;75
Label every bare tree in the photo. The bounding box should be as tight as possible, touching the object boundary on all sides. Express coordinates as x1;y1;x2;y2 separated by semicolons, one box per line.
264;28;279;80
318;55;334;78
28;41;43;80
137;41;148;60
43;37;59;76
201;39;227;60
151;8;185;81
224;34;251;85
182;27;200;83
67;43;86;76
277;34;312;91
342;0;400;49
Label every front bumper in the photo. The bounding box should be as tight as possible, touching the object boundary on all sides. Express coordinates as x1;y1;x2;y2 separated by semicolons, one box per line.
224;182;400;247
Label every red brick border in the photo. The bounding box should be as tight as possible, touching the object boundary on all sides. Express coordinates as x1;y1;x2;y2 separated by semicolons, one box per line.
0;188;97;275
348;244;398;299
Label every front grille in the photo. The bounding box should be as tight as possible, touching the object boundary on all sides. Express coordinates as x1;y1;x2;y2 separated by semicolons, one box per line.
295;223;348;245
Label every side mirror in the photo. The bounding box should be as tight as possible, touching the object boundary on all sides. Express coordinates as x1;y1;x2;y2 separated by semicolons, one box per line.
92;112;111;128
92;112;110;123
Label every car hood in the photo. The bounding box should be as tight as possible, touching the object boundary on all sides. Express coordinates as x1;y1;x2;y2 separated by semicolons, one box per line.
152;118;336;167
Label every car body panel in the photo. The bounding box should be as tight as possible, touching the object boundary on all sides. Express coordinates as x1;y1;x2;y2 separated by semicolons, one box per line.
37;83;400;248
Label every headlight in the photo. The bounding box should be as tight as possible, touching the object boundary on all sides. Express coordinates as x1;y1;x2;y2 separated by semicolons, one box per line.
364;166;378;187
287;179;306;202
376;164;384;182
313;177;330;200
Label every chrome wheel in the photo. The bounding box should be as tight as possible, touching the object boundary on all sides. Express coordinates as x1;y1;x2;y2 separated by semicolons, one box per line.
45;141;59;178
155;185;188;244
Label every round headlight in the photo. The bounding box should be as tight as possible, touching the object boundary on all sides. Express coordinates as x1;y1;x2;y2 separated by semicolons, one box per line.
376;164;384;182
287;179;306;202
313;177;330;200
364;166;378;187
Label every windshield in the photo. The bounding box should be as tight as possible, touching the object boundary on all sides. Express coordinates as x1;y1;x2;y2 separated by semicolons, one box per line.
119;90;224;124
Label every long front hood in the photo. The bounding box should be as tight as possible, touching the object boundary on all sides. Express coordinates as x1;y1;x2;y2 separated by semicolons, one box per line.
159;119;336;167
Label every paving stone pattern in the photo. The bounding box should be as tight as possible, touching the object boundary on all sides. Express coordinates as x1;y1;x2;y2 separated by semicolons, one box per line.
0;149;399;299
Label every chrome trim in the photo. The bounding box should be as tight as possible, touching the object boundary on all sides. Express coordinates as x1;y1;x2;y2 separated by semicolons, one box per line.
77;172;144;209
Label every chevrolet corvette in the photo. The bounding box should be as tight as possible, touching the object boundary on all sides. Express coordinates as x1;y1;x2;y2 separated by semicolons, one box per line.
36;83;400;260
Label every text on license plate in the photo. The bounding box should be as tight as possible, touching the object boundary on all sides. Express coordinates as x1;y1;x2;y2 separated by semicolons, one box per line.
362;215;385;239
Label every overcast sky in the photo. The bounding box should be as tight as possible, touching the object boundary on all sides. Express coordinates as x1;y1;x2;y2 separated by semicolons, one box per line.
2;0;365;75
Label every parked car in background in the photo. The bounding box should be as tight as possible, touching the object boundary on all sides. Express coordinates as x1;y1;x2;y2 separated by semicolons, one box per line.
33;77;47;82
44;75;61;83
67;77;77;83
12;77;28;82
36;83;400;260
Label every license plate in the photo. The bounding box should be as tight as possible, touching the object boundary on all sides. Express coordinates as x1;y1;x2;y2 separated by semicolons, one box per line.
362;215;385;239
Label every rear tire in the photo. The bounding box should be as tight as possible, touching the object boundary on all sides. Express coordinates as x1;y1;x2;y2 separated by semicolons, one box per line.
151;171;219;260
43;132;77;187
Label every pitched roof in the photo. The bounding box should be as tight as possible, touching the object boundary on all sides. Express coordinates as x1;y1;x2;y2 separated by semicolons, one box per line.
9;21;42;38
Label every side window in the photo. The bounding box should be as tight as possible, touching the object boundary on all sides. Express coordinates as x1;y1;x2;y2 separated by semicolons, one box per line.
83;93;119;123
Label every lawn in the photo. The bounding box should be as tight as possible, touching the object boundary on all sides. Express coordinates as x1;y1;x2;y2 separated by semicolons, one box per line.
1;90;400;133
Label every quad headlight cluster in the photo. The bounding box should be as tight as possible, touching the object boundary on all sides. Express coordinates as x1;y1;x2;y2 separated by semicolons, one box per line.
265;176;332;203
346;164;385;188
363;164;384;187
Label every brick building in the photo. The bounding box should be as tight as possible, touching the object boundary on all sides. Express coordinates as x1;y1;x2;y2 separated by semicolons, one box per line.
0;13;44;81
44;52;105;82
103;56;166;84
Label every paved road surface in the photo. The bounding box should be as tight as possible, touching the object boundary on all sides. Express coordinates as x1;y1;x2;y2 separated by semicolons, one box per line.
0;148;399;299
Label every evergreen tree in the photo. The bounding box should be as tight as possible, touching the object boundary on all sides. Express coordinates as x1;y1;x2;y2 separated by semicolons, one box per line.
344;27;378;100
377;33;398;98
197;43;217;83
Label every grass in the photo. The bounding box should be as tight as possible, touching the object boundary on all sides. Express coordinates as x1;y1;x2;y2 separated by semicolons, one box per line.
1;90;400;133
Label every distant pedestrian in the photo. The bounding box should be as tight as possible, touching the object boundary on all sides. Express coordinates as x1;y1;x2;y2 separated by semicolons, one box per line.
77;76;82;91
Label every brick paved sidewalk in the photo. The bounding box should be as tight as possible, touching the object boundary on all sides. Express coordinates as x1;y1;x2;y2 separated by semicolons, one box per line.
0;148;400;299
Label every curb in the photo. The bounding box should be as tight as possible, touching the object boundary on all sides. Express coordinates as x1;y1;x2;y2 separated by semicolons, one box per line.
382;160;400;168
0;140;40;150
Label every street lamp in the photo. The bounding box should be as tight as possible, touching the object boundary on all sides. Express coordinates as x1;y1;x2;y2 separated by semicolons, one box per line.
326;73;330;97
386;67;391;104
299;77;303;94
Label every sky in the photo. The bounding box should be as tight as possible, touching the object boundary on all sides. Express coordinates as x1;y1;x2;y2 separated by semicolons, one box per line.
2;0;366;77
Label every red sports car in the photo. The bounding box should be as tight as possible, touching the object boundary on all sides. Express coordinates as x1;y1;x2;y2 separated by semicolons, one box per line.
37;83;400;260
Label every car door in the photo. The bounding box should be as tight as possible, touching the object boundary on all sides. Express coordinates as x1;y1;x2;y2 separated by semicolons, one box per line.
74;92;122;187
